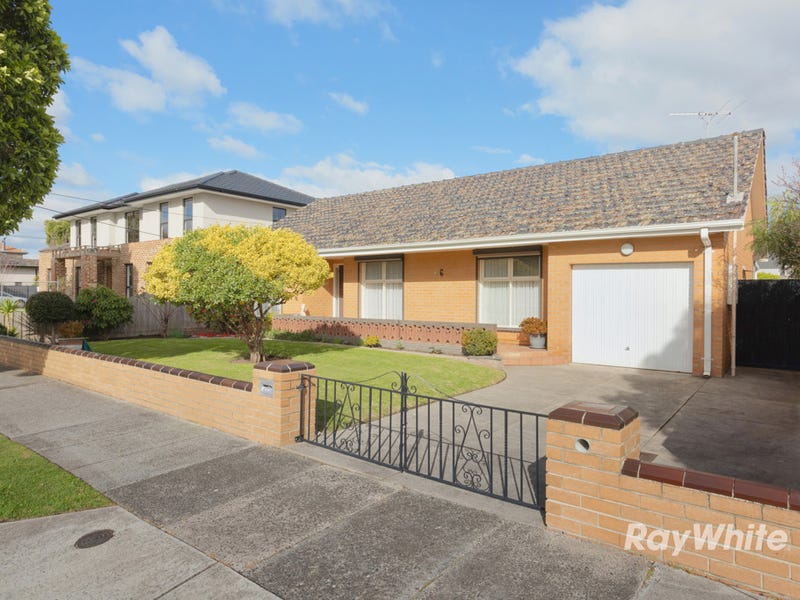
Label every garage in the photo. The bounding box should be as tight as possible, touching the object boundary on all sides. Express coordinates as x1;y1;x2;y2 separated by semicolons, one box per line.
572;263;694;373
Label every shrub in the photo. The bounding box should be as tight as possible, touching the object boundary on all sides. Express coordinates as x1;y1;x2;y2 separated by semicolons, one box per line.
0;323;18;337
757;272;782;280
519;317;547;335
461;328;497;356
363;335;381;348
25;291;75;342
75;286;134;339
58;320;85;338
271;329;322;342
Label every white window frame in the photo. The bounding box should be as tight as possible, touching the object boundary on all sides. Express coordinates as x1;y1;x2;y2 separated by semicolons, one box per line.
478;254;542;328
359;259;403;320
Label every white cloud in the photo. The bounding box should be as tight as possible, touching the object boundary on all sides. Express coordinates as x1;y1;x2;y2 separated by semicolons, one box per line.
502;102;536;118
47;89;72;138
516;154;545;166
263;0;388;26
72;26;224;113
90;133;106;143
510;0;800;148
431;51;444;69
380;22;397;42
57;162;100;187
208;135;263;159
329;92;368;115
140;172;202;191
229;101;303;133
120;26;225;105
275;153;455;197
471;145;511;155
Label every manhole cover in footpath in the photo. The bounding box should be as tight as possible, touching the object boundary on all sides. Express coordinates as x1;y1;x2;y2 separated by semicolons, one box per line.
74;529;115;549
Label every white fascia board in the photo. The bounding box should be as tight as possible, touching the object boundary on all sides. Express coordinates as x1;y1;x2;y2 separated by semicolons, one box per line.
318;219;745;258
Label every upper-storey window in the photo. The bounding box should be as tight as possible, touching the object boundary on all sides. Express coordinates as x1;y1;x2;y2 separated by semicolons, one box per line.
90;217;97;247
75;220;82;247
272;207;287;223
160;203;169;239
125;210;140;244
183;198;193;233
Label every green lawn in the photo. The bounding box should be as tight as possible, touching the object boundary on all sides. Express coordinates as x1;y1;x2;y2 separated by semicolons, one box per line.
0;435;112;522
91;337;504;398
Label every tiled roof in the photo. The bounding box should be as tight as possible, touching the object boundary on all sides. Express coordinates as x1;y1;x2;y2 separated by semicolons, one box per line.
281;130;764;250
56;171;315;219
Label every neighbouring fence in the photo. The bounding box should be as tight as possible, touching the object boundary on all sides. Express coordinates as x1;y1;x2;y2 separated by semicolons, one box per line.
0;284;37;299
737;280;800;370
273;315;496;347
110;295;203;338
545;402;800;599
0;336;313;447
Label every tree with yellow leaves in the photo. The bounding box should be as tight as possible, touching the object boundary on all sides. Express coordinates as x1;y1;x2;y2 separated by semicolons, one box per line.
145;225;330;361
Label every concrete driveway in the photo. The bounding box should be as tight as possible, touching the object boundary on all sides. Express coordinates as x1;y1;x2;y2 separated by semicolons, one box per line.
0;366;751;599
459;364;800;489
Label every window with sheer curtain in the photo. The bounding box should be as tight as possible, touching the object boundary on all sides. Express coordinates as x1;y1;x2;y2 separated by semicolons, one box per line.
478;255;541;327
360;260;403;319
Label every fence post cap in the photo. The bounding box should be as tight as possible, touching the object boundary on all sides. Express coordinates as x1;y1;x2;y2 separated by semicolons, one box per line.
253;359;315;373
549;401;638;430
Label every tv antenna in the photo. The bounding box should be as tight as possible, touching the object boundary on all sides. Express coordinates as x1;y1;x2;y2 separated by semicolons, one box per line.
669;100;742;136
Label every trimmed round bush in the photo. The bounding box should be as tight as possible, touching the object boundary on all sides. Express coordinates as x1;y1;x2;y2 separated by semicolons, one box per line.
461;328;498;356
75;286;134;339
25;291;75;324
363;334;381;348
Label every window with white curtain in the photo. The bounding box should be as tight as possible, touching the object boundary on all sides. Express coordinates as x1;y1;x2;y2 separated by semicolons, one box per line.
478;255;541;327
360;260;403;319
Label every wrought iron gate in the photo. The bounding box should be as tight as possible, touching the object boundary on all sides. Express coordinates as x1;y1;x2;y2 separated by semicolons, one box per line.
297;372;546;509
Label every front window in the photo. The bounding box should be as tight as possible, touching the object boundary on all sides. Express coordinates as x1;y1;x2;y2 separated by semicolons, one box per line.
90;217;97;247
125;211;140;243
360;260;402;319
478;255;541;327
160;203;169;239
183;198;193;233
272;207;287;223
75;220;82;247
125;264;134;297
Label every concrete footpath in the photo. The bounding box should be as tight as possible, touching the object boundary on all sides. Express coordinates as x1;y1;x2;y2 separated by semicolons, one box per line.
0;366;757;599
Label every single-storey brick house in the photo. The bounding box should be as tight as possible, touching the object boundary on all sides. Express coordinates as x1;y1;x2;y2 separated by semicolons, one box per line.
280;130;767;377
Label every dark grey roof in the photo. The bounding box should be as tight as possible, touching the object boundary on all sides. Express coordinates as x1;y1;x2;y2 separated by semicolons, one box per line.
56;171;315;219
281;130;765;250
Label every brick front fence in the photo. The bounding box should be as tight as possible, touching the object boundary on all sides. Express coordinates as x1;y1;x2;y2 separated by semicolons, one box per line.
0;336;313;447
546;401;800;599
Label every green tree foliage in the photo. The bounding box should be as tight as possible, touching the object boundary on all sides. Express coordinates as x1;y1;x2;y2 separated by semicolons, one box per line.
24;290;73;341
752;161;800;278
44;219;69;246
145;225;330;362
0;0;70;235
75;286;134;339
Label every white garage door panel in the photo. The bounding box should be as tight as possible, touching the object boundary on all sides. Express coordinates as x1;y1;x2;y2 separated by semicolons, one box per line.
572;263;693;373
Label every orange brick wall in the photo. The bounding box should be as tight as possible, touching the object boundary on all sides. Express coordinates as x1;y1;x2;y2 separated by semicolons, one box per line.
546;404;800;599
0;337;311;447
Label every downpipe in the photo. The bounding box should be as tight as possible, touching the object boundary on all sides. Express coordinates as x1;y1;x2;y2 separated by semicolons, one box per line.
700;228;712;377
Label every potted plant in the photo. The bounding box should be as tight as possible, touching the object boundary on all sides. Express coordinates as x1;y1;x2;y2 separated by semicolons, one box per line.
519;317;547;349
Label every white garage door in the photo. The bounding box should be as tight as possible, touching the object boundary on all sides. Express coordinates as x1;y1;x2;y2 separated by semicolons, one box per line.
572;263;693;373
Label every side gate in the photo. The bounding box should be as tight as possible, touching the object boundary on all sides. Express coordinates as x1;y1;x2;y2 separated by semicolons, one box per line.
297;372;547;509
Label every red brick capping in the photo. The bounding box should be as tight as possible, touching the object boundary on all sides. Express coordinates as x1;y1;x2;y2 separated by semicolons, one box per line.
254;359;315;373
548;401;639;430
50;344;253;391
622;458;800;511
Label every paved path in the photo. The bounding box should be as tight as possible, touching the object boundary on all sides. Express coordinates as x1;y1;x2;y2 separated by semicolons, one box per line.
0;366;755;599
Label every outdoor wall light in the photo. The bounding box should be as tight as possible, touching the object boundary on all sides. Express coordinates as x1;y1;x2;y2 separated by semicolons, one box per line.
439;268;445;277
620;242;635;256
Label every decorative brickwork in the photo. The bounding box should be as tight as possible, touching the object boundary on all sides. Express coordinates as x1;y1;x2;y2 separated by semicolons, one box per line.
546;401;800;599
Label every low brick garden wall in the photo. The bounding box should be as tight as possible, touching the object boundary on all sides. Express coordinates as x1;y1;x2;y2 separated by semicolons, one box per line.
272;315;496;346
546;401;800;599
0;336;314;447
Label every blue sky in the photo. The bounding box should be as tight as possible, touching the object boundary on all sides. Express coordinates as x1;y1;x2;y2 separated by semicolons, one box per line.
9;0;800;255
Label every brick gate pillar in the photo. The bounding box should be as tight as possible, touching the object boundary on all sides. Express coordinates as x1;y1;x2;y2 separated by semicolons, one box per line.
252;360;316;447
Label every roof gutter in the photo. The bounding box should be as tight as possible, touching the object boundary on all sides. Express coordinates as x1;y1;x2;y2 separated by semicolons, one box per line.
317;219;745;257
